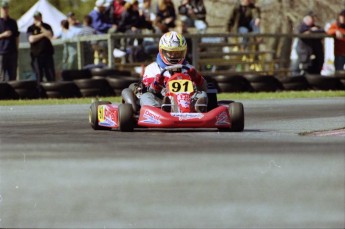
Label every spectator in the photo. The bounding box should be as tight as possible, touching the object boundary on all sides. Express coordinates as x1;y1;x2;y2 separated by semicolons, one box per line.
0;1;19;82
139;0;156;32
327;9;345;71
117;0;143;33
113;0;126;25
78;15;98;66
140;0;156;23
155;0;176;33
227;0;261;49
59;20;78;70
103;0;115;24
178;0;207;33
27;11;55;84
89;0;117;34
67;12;82;34
78;15;98;36
117;1;153;62
296;11;325;75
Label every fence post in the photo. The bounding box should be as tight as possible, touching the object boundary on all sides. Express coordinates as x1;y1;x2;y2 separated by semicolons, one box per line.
76;39;82;70
108;34;114;68
191;35;199;70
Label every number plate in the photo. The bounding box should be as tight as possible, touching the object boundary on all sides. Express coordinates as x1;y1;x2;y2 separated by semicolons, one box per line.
168;79;193;93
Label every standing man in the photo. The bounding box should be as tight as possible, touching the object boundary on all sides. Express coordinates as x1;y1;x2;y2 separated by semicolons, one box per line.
227;0;261;49
0;1;19;81
327;9;345;71
296;12;325;75
27;11;56;84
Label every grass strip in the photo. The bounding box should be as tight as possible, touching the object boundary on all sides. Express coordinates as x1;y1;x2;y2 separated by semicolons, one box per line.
0;90;344;106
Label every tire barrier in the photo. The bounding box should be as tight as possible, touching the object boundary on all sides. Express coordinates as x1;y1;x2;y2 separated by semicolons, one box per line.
106;75;140;96
41;81;81;98
74;78;114;97
0;82;16;100
90;68;132;77
243;74;284;92
8;80;40;99
305;74;345;90
210;75;253;92
277;75;310;91
61;69;92;81
1;71;344;100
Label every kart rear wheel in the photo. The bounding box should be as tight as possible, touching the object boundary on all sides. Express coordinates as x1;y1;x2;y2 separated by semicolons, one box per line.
89;101;112;130
229;102;244;132
118;103;134;132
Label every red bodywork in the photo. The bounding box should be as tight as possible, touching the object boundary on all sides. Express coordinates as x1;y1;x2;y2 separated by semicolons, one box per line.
97;104;232;129
96;71;233;130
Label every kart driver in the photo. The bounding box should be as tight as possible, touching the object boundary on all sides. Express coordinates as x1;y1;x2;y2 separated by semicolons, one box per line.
140;31;208;112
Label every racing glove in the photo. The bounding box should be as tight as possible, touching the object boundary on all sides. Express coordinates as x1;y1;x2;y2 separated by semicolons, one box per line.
150;74;165;92
187;68;203;87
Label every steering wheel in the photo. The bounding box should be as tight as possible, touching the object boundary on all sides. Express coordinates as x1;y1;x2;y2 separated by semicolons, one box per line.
160;64;190;77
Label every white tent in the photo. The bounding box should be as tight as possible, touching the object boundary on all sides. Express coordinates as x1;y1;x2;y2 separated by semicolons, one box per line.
17;0;66;37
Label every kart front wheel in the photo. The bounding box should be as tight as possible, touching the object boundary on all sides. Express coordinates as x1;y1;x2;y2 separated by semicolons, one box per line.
89;101;112;130
229;102;244;132
118;103;134;132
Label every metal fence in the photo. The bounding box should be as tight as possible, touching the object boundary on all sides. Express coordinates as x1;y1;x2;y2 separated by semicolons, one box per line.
18;33;332;80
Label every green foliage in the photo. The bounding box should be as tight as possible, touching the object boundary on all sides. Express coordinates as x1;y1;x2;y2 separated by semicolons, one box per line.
9;0;95;20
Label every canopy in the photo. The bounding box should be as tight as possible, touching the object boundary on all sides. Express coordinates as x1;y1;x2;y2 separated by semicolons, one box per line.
17;0;66;36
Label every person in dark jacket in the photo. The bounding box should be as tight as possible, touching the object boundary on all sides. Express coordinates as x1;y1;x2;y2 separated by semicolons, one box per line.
296;12;325;75
155;0;176;33
227;0;261;48
178;0;207;33
27;11;56;83
0;1;19;81
89;0;116;34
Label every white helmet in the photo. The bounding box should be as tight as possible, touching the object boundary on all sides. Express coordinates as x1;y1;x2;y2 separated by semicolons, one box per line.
159;31;187;65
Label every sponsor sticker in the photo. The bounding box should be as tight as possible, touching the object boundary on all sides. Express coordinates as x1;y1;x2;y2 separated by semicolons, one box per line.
98;105;117;127
176;94;191;108
141;110;161;124
215;111;230;125
171;113;204;121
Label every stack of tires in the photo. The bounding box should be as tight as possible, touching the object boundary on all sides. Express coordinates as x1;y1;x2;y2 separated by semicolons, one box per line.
205;75;252;92
206;73;345;92
8;80;40;99
305;74;344;90
41;81;81;98
243;74;283;92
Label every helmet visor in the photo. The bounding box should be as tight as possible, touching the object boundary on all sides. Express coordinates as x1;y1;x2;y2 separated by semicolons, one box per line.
162;50;186;64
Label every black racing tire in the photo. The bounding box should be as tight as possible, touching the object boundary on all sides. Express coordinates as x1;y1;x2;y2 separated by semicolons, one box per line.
89;101;112;130
41;81;81;98
121;88;140;114
305;74;344;90
61;69;92;81
8;80;37;89
217;100;234;106
80;88;103;97
118;103;134;132
74;78;109;89
0;82;16;100
106;76;140;89
45;91;63;98
229;102;244;132
91;68;131;77
14;88;40;99
217;82;248;92
250;82;281;92
244;75;283;92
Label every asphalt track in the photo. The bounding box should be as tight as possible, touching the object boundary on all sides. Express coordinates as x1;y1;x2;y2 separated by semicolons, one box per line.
0;97;344;228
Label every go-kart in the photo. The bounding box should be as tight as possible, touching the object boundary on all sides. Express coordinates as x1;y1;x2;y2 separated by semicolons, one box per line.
89;64;244;132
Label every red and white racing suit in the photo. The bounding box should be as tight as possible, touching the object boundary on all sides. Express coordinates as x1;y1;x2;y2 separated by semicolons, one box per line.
140;62;208;108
